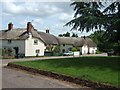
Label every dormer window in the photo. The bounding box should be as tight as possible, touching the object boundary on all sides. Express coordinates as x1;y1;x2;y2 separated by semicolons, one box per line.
34;40;38;45
8;40;12;44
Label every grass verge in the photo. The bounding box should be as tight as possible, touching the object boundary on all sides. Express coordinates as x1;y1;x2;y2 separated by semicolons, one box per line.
13;56;120;87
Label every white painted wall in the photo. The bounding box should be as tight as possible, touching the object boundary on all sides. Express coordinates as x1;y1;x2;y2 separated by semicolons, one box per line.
60;44;73;53
25;34;45;56
0;36;97;57
80;46;97;54
89;47;97;54
81;45;88;54
0;39;25;55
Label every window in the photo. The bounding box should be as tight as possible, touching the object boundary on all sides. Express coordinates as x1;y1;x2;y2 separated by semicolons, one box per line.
8;40;12;44
36;49;40;53
34;40;38;45
63;44;65;46
84;50;86;53
62;49;65;53
44;44;47;46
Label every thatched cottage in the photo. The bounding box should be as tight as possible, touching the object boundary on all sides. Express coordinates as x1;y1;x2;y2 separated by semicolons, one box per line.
0;22;97;57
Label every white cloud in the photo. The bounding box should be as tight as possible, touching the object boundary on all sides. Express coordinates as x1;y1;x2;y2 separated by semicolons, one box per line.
19;19;28;26
1;1;84;36
34;19;41;23
59;13;73;23
2;2;63;17
1;0;71;2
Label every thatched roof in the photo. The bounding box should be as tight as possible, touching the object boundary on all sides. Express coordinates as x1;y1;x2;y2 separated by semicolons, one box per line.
0;28;59;44
57;37;76;45
0;28;29;40
0;28;96;47
57;37;96;47
38;32;59;45
85;38;97;47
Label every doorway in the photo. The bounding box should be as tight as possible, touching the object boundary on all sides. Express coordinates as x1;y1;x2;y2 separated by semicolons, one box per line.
13;47;19;58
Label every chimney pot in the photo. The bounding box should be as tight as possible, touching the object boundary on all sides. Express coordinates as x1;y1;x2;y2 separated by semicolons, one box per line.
46;29;49;34
27;22;34;34
8;22;13;30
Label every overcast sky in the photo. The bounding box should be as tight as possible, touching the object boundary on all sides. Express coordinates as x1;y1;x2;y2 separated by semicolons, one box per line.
1;0;98;37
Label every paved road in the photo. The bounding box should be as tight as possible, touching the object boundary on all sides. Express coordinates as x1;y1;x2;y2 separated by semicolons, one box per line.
1;56;85;88
2;67;83;88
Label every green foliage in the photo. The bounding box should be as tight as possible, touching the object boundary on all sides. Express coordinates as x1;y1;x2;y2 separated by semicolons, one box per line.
0;49;2;56
71;33;78;37
96;50;103;54
88;30;106;44
58;32;70;37
53;45;60;53
1;48;14;58
58;32;79;37
58;34;63;37
65;2;120;44
88;30;114;52
2;48;12;56
14;57;120;87
65;32;70;37
71;47;78;52
65;2;104;31
113;43;120;55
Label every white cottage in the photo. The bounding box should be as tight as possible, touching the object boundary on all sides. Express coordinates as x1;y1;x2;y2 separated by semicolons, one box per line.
0;22;97;57
0;22;46;57
57;37;97;54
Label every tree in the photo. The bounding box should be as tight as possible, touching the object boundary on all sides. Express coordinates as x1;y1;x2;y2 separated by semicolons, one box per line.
64;32;70;37
65;1;120;54
65;2;120;43
71;33;78;37
58;34;63;37
88;30;114;52
58;32;70;37
53;45;61;55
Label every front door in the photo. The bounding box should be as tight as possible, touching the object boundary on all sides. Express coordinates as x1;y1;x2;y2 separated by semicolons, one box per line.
13;47;19;58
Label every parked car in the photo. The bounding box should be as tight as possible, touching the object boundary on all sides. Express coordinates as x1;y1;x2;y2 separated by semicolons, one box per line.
63;51;73;56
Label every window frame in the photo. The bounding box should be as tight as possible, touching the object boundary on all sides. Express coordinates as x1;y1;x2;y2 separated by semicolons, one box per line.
34;40;38;45
36;49;40;53
8;40;12;44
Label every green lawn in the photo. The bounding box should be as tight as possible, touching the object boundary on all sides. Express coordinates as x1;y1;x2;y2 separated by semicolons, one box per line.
13;56;120;87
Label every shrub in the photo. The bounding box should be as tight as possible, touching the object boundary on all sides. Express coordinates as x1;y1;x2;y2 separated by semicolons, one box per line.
53;45;60;53
2;48;14;58
113;43;120;55
71;47;78;52
96;50;103;54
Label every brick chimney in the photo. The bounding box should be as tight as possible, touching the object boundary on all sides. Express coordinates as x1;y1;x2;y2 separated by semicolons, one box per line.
27;22;34;33
46;29;49;34
8;22;13;30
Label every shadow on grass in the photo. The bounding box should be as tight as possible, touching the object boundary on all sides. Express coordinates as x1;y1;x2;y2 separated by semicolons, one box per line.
30;57;120;71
